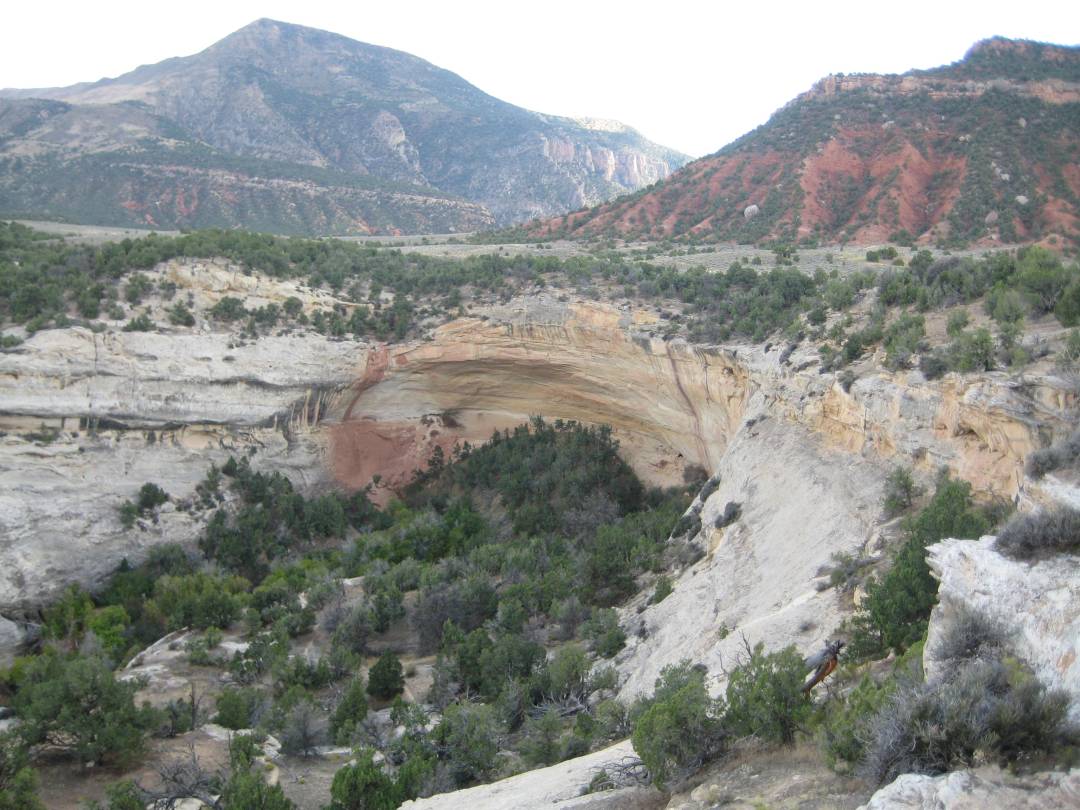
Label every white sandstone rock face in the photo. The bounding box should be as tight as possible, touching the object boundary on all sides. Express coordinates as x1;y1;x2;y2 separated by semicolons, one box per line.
0;422;328;616
0;326;361;426
401;740;664;810
614;415;884;701
925;536;1080;721
858;766;1080;809
0;325;362;619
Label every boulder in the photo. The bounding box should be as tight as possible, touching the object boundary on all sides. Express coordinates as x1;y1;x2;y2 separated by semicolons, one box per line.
743;204;760;220
400;740;664;809
858;766;1080;809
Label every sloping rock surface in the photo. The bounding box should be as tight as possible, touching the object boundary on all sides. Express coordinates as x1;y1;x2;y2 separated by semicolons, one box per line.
858;766;1080;809
401;741;663;810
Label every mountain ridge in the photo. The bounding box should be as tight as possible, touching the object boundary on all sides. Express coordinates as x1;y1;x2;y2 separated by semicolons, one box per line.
528;37;1080;247
0;18;687;234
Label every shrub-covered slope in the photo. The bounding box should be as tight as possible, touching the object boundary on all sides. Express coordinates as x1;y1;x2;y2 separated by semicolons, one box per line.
531;38;1080;248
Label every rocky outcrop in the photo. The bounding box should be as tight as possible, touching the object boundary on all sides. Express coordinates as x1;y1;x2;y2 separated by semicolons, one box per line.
858;766;1080;809
925;535;1080;721
613;414;884;701
0;616;21;669
0;326;360;636
0;327;358;426
329;295;1074;500
401;740;663;810
320;296;1073;701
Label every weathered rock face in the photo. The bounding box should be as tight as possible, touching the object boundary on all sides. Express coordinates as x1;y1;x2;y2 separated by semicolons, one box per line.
0;327;357;426
326;299;753;493
613;414;884;701
925;535;1080;721
0;326;360;627
858;766;1080;809
328;294;1074;502
0;616;21;669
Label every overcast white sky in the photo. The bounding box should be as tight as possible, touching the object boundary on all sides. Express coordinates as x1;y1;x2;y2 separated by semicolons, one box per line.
2;1;1077;157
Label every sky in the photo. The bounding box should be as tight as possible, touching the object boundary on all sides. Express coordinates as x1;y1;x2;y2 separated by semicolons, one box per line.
1;1;1077;157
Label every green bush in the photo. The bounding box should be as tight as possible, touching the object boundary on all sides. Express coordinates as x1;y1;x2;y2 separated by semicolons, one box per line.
434;703;499;786
930;604;1009;663
818;675;892;768
882;313;925;370
278;698;326;757
1026;429;1080;478
215;686;263;730
860;657;1070;785
521;710;566;766
850;475;991;659
327;748;399;810
951;327;996;372
151;572;249;630
331;676;369;745
122;313;154;332
332;604;374;656
920;350;950;380
582;609;626;659
723;643;809;745
650;575;674;604
167;301;196;326
12;653;161;767
118;501;139;529
882;466;922;517
546;644;591;701
631;661;725;788
367;652;405;701
0;732;44;810
211;296;248;322
219;742;296;810
136;482;169;512
946;310;970;337
1057;280;1080;326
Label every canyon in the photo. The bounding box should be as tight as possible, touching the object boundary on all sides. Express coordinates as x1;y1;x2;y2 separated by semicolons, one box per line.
2;261;1074;657
0;248;1077;810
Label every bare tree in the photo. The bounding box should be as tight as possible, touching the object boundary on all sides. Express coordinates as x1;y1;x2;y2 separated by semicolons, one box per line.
136;743;222;809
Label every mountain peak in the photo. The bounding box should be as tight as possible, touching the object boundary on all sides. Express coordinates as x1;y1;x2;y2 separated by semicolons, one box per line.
0;18;687;234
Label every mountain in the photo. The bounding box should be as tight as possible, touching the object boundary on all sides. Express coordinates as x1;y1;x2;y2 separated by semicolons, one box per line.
529;38;1080;247
0;19;687;234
